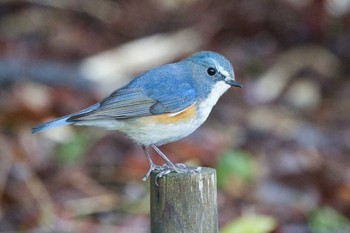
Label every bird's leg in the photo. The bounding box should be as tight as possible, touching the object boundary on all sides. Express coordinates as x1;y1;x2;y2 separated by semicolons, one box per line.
151;145;179;172
142;145;167;181
151;145;201;173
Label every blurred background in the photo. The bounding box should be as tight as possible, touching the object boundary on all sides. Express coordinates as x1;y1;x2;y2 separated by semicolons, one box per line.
1;0;350;232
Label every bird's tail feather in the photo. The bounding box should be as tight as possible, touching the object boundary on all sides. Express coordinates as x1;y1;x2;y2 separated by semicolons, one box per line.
31;115;72;134
31;103;100;134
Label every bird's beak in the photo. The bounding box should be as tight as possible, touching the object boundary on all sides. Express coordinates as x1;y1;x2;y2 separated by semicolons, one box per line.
225;78;243;88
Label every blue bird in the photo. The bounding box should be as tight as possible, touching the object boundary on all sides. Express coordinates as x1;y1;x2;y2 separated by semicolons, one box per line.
32;51;242;180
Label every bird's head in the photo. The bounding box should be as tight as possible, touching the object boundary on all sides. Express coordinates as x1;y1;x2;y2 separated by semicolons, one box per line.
185;51;242;100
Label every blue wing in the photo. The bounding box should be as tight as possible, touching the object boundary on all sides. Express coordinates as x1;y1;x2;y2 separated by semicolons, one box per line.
68;62;197;121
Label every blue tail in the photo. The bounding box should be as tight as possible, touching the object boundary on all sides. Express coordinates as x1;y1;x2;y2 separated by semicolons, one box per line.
31;103;100;134
31;115;72;134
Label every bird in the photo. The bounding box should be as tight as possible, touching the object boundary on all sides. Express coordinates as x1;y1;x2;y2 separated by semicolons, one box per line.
32;51;242;180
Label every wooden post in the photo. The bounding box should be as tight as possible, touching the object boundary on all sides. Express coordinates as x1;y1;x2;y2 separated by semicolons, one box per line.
150;167;218;233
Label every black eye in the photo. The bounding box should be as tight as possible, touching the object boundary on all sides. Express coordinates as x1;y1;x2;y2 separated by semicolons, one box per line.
207;67;217;76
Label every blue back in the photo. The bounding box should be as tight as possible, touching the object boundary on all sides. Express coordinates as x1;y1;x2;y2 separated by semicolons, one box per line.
127;62;196;113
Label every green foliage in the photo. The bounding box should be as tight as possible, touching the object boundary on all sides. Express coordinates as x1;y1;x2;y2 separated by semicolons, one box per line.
220;214;276;233
308;206;350;233
216;150;255;188
55;131;91;165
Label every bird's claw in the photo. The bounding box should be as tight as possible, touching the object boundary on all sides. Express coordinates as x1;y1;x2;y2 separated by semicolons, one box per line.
171;163;201;174
143;164;168;181
143;163;201;186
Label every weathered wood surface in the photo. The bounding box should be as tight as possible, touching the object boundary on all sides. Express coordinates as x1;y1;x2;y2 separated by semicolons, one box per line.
150;167;218;233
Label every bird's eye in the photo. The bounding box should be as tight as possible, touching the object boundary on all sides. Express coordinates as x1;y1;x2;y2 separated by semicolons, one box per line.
207;67;217;76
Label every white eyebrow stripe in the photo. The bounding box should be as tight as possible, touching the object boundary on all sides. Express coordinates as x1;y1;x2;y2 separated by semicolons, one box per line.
217;64;230;77
208;58;231;78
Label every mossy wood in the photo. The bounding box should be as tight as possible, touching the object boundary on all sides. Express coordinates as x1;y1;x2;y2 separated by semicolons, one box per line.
150;167;218;233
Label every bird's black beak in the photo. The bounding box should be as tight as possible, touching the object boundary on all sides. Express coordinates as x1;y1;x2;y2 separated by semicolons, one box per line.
225;79;243;88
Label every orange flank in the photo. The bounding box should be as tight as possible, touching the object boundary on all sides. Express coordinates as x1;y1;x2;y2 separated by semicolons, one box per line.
142;103;197;124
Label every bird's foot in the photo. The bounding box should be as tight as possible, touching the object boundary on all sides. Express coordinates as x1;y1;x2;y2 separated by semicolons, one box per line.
154;163;201;186
143;164;169;181
143;163;201;185
173;163;201;174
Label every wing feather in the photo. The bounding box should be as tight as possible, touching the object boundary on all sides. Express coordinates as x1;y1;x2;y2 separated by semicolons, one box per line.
68;63;197;122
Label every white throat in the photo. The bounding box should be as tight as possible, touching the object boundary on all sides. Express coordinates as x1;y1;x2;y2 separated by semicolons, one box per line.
198;81;230;119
